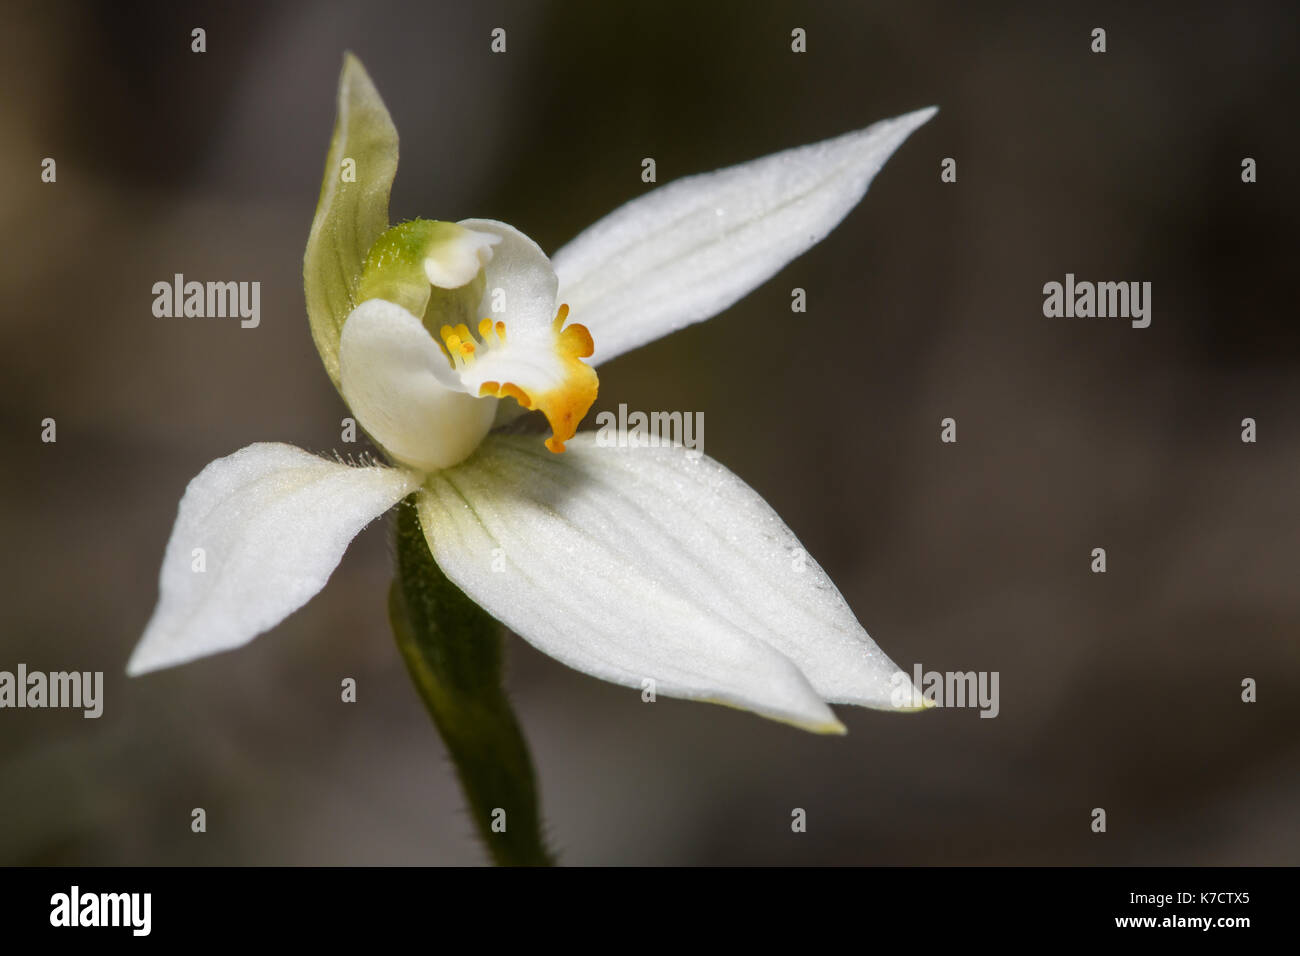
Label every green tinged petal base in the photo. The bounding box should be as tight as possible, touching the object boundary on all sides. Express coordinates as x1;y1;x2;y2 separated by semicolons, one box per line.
358;219;487;338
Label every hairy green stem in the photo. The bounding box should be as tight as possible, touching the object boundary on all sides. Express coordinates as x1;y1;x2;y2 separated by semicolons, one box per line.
389;496;553;866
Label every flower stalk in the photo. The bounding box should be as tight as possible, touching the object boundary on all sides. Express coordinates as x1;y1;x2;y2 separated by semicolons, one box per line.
389;495;553;866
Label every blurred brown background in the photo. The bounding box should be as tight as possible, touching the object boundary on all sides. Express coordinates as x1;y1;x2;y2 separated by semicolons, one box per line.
1;0;1297;865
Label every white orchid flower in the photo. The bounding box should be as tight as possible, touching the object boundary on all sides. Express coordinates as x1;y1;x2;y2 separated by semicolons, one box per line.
128;55;936;734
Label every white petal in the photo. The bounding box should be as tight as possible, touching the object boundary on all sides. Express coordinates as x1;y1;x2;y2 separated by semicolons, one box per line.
419;435;915;731
552;107;937;365
339;298;497;471
128;443;417;676
459;219;558;330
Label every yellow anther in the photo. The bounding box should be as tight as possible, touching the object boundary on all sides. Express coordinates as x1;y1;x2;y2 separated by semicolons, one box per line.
551;302;570;331
437;304;596;454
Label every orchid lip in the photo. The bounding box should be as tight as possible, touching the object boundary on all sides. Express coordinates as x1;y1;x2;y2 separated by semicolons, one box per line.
446;303;599;455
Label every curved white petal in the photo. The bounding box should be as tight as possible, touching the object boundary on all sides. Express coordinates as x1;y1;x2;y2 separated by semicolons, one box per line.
128;443;418;676
552;107;937;365
418;434;918;731
459;219;558;330
339;298;497;471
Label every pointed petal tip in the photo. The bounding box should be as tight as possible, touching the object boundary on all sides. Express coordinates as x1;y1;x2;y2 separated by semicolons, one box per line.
912;104;940;123
336;53;387;114
126;640;216;678
340;50;365;76
893;699;934;714
870;104;939;140
814;717;849;736
338;52;367;89
706;695;847;735
125;638;180;678
125;631;157;677
875;681;936;714
126;617;212;678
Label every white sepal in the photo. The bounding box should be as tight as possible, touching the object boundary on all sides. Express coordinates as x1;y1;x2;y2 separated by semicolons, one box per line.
128;443;418;675
552;107;937;364
418;434;917;731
